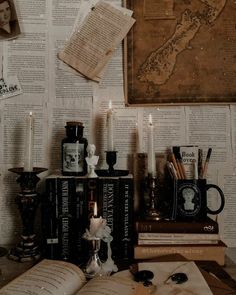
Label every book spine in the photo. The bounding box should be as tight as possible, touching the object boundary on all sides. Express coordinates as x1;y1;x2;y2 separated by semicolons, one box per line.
57;177;75;261
138;233;219;240
134;244;226;265
72;177;89;264
98;177;119;260
138;239;218;245
136;220;219;233
42;177;60;260
119;176;134;260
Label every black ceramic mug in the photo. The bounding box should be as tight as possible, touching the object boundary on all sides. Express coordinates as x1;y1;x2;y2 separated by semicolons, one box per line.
172;179;225;221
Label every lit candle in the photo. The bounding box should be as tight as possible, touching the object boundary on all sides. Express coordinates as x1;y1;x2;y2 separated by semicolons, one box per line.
89;202;102;236
107;100;115;151
24;111;34;171
147;114;156;177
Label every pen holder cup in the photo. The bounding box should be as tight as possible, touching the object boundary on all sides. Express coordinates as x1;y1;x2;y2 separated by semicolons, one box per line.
172;179;225;221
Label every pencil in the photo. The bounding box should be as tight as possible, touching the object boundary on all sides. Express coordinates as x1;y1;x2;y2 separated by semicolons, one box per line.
193;159;198;180
202;148;212;179
170;152;181;179
176;152;187;179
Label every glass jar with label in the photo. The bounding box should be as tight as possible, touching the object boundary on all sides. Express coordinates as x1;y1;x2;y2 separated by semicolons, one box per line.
61;121;88;176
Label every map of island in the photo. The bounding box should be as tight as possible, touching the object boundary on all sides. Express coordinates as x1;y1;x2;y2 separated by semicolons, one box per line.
137;0;226;91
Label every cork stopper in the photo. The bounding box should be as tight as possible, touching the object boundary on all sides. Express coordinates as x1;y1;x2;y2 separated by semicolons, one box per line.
66;121;83;127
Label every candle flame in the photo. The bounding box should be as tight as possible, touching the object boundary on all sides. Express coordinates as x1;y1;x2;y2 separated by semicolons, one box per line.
29;111;33;116
148;114;153;125
109;100;112;110
94;202;98;217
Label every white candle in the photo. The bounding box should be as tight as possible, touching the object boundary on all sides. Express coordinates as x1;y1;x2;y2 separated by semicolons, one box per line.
89;202;102;236
136;122;141;153
107;100;115;151
24;112;34;171
147;114;156;177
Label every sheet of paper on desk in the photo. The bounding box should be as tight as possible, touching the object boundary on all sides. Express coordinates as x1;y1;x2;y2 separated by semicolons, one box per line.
139;261;213;294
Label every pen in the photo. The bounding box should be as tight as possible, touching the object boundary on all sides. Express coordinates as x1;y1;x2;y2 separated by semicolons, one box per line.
198;149;203;179
202;148;212;179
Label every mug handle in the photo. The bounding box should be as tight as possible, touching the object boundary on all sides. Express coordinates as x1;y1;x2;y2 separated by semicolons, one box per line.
206;184;225;215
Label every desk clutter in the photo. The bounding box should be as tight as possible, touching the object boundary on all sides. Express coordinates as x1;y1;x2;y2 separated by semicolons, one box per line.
134;218;227;266
4;112;229;292
40;144;226;269
132;145;226;266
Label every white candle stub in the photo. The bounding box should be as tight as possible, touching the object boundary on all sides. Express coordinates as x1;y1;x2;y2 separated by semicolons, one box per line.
147;114;156;177
24;111;34;171
89;202;103;237
107;100;115;151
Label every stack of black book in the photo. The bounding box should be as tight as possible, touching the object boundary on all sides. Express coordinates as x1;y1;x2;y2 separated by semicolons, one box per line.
41;174;134;264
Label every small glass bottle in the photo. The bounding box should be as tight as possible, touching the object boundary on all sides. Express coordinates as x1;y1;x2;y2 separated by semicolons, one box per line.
61;121;88;176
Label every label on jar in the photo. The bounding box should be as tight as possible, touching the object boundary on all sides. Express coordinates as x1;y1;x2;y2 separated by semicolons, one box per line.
62;143;84;172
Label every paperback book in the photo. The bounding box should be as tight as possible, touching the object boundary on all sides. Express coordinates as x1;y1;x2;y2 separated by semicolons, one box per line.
42;174;134;263
137;232;220;244
134;240;227;265
135;217;219;234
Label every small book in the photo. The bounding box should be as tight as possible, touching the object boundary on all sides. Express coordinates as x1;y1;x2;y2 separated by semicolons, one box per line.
138;232;220;245
138;239;219;245
138;232;220;240
135;217;219;234
134;240;227;265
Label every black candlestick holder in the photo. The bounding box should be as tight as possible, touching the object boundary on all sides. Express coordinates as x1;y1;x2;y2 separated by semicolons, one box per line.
145;175;163;220
8;167;47;262
96;151;129;177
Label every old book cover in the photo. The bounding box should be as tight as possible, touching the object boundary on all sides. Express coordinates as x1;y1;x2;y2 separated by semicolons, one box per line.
42;176;90;263
98;175;134;260
118;175;134;259
135;216;219;233
42;176;60;260
134;240;227;265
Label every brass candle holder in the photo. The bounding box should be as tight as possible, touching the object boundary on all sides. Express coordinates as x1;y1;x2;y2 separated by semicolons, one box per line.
8;167;47;262
145;175;163;220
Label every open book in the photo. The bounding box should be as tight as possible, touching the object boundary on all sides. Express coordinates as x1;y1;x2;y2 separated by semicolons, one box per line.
0;258;215;295
0;259;144;295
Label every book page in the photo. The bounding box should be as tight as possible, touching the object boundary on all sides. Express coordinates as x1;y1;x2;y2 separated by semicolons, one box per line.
76;276;140;295
139;261;212;295
0;259;86;295
58;1;135;80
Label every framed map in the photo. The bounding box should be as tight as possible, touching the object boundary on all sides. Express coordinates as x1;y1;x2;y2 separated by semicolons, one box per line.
124;0;236;105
